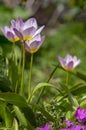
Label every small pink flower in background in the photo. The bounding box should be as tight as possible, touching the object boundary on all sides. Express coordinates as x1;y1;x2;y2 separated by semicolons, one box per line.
60;121;84;130
64;120;73;127
75;106;86;123
58;54;81;71
40;123;50;130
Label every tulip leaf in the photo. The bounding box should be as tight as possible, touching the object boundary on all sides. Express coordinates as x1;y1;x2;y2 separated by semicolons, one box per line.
21;107;36;127
30;82;62;103
11;118;19;130
71;84;86;95
14;106;34;130
0;92;28;108
0;76;12;92
0;92;36;127
8;59;19;92
32;83;57;96
0;101;13;127
71;70;86;82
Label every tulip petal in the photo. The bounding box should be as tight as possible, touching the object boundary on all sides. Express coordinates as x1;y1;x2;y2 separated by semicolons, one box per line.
67;61;74;69
13;28;23;39
7;31;14;40
23;27;36;37
24;18;38;30
34;25;45;37
58;56;66;67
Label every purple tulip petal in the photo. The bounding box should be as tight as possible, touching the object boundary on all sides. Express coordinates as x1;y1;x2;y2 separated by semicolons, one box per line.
34;25;45;37
58;54;80;70
58;56;66;67
24;18;38;30
22;27;36;37
17;17;24;26
67;61;74;69
74;59;81;68
29;34;41;43
13;28;23;39
7;31;14;39
11;20;16;28
39;36;45;46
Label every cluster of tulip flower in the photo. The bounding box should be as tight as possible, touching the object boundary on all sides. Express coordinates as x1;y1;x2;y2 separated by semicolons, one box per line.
1;17;45;54
1;16;84;130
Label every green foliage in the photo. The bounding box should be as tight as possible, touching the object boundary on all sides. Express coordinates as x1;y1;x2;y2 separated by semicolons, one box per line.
0;1;86;129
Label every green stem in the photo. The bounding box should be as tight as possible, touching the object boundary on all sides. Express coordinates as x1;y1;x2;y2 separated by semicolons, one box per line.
36;64;58;104
66;72;69;86
12;42;15;61
15;45;22;93
28;53;33;102
20;42;25;95
65;72;74;107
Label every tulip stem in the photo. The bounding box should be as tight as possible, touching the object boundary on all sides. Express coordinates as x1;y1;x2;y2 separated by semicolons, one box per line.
36;64;58;104
28;53;33;103
20;42;25;95
12;42;15;61
66;72;69;86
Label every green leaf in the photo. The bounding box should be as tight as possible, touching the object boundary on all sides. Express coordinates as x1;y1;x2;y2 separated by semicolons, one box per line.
0;76;12;92
32;103;55;122
0;101;13;128
13;106;28;127
21;107;36;127
58;65;86;82
30;82;62;103
71;83;86;95
32;83;57;96
11;118;19;130
71;70;86;82
0;93;36;127
0;92;28;108
80;98;86;108
8;59;19;92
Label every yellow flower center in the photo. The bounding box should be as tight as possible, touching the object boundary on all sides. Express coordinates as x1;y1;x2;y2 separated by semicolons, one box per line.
10;37;20;42
63;66;73;71
27;48;39;54
23;36;33;41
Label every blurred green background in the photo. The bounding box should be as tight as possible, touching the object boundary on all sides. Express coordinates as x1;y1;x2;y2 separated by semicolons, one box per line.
0;0;86;98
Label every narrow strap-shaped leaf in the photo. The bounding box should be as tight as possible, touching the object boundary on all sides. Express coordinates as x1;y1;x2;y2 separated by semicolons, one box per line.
29;82;62;103
13;106;34;130
36;65;58;104
0;92;28;108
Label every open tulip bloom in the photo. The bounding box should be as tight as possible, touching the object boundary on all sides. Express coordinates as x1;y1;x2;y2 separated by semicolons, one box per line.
1;17;45;43
25;34;45;54
1;26;19;42
12;17;45;42
58;54;81;71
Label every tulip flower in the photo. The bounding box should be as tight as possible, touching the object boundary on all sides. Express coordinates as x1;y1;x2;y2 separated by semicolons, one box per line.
12;17;45;41
25;34;45;53
1;26;19;42
58;54;81;71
